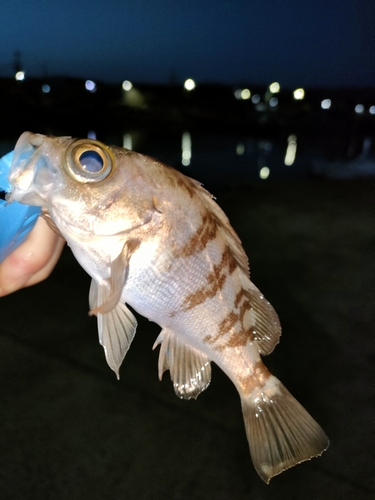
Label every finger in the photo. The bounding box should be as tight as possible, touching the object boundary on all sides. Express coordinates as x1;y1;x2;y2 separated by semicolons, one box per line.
0;217;65;296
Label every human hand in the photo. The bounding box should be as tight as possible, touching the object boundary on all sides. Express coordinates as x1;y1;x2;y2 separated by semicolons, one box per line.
0;217;65;296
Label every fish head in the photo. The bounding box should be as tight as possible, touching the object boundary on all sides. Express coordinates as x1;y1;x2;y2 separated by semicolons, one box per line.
8;132;154;240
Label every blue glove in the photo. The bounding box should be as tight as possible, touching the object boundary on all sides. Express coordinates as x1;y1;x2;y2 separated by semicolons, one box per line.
0;151;41;263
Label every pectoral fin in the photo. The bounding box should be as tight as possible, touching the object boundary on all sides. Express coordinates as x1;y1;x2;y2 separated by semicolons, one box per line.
89;278;137;379
89;239;140;316
153;329;211;399
87;240;140;377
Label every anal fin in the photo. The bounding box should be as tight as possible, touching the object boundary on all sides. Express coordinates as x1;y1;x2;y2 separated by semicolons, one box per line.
153;329;211;400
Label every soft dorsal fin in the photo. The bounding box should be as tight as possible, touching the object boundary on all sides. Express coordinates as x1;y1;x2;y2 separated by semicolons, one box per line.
89;278;137;379
153;329;211;400
243;281;281;355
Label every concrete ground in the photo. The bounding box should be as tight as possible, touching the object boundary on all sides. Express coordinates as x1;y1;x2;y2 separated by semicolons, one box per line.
0;179;373;500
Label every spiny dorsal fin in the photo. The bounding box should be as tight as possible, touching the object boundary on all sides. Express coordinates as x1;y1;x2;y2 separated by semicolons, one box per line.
189;179;249;276
153;328;211;400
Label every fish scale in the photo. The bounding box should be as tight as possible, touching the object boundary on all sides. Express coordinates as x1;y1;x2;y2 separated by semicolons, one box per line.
8;132;329;483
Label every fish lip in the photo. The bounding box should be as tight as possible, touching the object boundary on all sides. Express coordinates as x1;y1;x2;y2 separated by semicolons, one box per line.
9;132;69;205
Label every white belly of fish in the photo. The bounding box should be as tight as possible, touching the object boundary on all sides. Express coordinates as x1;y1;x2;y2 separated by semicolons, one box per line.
123;239;232;332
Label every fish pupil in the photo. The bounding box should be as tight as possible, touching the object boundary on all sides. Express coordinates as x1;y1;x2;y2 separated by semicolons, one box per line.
79;150;104;173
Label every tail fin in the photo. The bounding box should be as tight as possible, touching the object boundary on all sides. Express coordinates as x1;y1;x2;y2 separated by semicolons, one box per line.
241;378;329;483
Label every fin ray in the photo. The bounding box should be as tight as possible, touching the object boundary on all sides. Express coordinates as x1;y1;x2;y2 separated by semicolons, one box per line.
190;179;249;275
241;379;329;483
89;239;139;315
153;329;211;399
244;282;281;355
90;278;137;378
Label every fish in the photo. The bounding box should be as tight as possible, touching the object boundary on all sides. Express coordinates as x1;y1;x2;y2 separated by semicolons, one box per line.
8;131;329;483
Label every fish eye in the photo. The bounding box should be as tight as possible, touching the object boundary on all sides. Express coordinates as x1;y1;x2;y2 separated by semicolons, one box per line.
65;140;114;183
79;150;104;173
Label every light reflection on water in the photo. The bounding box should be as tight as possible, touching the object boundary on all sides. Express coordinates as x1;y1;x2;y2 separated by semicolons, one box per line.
112;130;310;192
2;128;371;193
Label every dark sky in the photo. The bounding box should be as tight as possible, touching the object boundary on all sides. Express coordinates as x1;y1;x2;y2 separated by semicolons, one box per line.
1;0;374;88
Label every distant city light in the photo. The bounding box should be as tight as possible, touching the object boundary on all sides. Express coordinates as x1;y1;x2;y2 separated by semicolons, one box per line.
321;99;331;109
269;82;280;93
123;133;132;150
293;88;305;100
355;104;364;114
85;80;96;92
182;131;192;166
369;106;375;115
269;97;278;107
41;84;50;93
234;88;251;100
259;166;270;179
122;80;133;91
15;71;25;81
87;131;97;139
284;134;297;166
234;89;242;100
236;143;245;155
251;94;260;104
241;88;251;100
184;78;196;91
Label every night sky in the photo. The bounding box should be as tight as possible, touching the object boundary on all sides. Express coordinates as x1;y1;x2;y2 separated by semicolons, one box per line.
0;0;374;88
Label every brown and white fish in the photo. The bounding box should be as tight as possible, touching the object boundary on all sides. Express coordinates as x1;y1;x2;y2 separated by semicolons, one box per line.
8;132;329;483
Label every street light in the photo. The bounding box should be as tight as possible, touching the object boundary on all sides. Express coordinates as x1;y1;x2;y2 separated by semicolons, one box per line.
85;80;96;92
184;78;196;91
122;80;133;91
15;71;25;81
293;88;305;100
269;82;280;93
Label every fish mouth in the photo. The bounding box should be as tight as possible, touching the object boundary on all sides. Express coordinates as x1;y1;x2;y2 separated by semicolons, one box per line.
9;132;72;207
